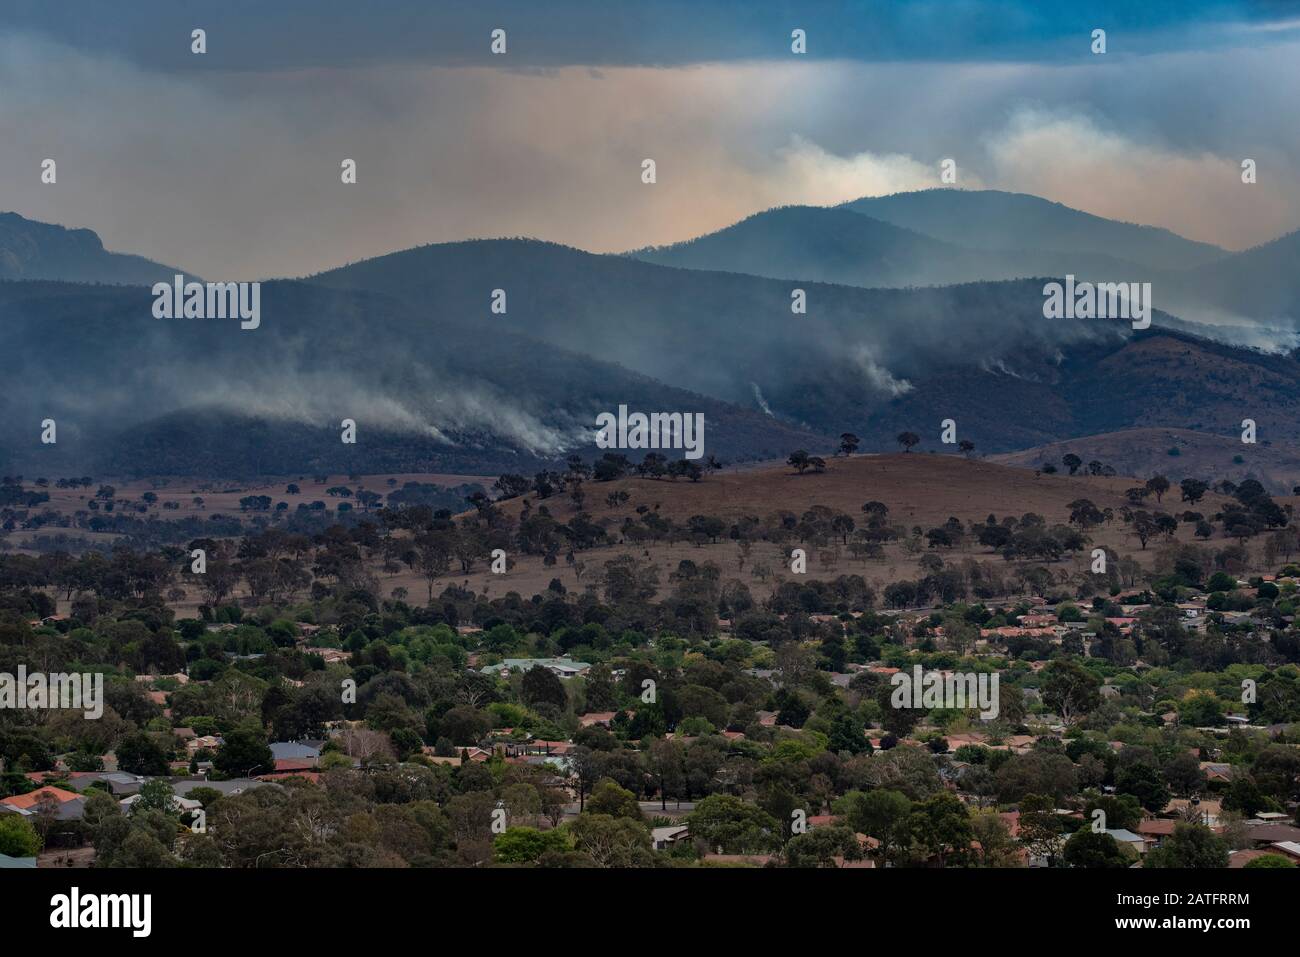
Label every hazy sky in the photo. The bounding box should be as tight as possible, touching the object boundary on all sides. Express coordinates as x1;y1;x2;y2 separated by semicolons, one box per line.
3;0;1299;278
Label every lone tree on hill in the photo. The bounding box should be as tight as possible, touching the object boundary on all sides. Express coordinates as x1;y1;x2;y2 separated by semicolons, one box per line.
1146;474;1171;503
1180;478;1209;504
896;432;920;453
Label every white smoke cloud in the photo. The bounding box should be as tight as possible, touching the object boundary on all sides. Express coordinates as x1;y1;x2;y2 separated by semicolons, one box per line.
983;107;1300;252
759;135;965;208
850;345;913;396
179;370;577;455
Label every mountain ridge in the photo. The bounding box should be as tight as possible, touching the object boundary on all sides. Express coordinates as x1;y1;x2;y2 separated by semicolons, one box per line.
0;211;193;285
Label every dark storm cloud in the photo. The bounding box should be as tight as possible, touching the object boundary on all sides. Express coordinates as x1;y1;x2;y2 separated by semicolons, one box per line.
4;0;1296;71
2;1;1299;276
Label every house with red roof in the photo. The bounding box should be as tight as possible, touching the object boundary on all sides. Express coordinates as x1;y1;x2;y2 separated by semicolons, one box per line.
0;786;86;820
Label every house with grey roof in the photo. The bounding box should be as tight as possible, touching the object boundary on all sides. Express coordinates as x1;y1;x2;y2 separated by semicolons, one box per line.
481;657;591;678
93;772;147;796
652;824;690;850
1105;828;1146;855
169;778;272;799
270;741;321;762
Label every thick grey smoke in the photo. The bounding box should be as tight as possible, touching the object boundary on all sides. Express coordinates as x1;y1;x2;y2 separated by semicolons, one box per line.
3;28;1300;279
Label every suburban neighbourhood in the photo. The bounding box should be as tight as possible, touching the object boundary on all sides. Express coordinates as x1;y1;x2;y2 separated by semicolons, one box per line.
3;512;1299;870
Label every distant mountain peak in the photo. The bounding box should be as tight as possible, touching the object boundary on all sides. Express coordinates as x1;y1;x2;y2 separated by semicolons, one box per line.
0;210;191;285
841;188;1227;270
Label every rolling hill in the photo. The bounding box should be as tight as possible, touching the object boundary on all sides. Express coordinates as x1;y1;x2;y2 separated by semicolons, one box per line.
8;196;1300;480
632;190;1300;341
483;451;1235;531
310;237;1300;455
1172;230;1300;331
0;211;191;285
629;202;1159;289
991;427;1300;494
0;279;825;477
842;189;1227;271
